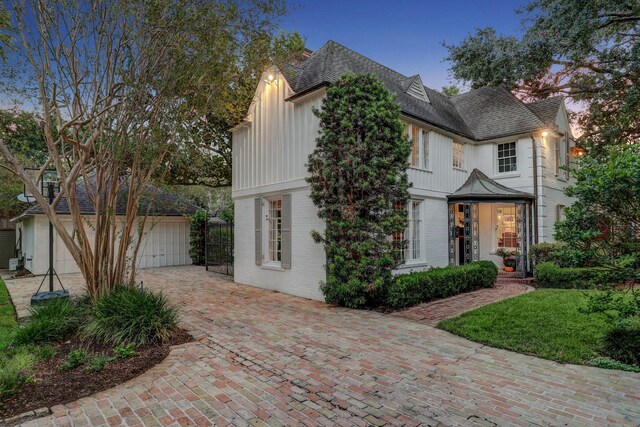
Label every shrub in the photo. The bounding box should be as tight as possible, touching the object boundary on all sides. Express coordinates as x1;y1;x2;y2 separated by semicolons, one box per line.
307;73;411;308
13;297;90;345
85;354;115;373
529;243;564;265
386;261;498;309
533;262;603;289
189;209;207;266
58;348;87;371
113;343;138;359
601;317;640;366
82;285;179;346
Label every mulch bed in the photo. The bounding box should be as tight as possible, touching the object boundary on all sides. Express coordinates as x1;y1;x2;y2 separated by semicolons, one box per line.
0;329;193;419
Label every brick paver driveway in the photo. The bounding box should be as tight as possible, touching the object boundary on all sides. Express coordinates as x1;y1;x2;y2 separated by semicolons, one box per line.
15;266;640;427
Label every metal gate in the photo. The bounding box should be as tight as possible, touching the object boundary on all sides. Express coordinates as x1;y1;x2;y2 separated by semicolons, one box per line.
205;218;234;276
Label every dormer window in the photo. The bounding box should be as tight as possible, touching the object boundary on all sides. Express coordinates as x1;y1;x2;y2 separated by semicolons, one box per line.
404;75;430;103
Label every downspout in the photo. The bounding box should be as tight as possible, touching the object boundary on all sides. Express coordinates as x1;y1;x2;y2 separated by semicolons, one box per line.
530;133;539;244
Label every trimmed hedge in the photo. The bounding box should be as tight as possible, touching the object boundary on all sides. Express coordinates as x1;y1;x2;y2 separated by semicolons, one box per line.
386;261;498;309
533;262;603;289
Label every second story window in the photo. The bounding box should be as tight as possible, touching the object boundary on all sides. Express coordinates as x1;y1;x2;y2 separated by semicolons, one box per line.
422;130;430;170
411;125;420;167
497;142;517;173
453;141;464;169
408;124;430;169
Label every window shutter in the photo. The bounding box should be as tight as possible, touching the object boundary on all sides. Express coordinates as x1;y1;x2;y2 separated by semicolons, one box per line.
255;198;262;266
281;193;292;269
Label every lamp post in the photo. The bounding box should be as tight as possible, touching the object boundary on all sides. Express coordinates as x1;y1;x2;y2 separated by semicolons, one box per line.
28;170;67;304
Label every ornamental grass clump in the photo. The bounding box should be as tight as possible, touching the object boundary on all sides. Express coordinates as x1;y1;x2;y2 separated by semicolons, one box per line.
82;285;179;346
14;296;90;345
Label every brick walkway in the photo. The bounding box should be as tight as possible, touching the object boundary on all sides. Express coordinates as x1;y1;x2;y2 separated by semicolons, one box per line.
392;282;532;326
6;266;640;426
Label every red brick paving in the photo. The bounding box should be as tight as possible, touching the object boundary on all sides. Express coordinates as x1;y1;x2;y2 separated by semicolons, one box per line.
393;282;532;326
7;266;640;427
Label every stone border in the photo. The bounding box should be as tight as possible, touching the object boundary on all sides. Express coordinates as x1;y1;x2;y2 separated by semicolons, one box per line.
1;341;197;425
1;407;50;426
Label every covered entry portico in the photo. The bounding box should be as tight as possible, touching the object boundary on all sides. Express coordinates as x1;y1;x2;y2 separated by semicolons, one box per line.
447;169;535;278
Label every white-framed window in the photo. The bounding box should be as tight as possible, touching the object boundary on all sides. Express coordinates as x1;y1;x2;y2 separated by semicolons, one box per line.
497;142;517;173
453;141;464;169
421;130;430;170
496;206;518;249
554;137;561;176
265;197;282;265
407;124;430;169
395;200;423;263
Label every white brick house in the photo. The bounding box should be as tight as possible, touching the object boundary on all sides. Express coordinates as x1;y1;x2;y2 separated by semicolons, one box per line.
232;41;575;301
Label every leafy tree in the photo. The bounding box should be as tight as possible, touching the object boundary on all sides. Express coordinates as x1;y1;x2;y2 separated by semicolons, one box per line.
0;5;9;60
445;0;640;152
0;110;46;218
0;0;298;298
441;85;461;97
165;32;306;188
556;146;640;318
307;73;411;308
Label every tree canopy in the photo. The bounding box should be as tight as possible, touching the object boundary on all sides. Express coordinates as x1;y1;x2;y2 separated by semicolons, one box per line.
0;6;9;60
446;0;640;152
0;109;46;218
0;0;300;297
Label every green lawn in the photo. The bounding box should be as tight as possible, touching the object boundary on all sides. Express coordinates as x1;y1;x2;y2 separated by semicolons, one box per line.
438;289;611;365
0;278;18;349
0;277;45;399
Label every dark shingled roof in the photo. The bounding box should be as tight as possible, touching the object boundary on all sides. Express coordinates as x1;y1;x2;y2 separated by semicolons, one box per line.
451;87;546;141
22;177;198;217
526;97;564;126
282;41;474;138
282;41;560;141
448;169;534;202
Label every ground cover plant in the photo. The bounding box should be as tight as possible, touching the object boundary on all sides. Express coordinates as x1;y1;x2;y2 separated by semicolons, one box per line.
439;289;640;371
0;283;190;419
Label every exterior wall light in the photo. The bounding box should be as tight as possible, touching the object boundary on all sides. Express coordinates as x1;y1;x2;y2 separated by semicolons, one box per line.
265;74;278;86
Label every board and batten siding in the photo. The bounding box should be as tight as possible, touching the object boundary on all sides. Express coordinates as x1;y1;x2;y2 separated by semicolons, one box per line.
232;71;323;195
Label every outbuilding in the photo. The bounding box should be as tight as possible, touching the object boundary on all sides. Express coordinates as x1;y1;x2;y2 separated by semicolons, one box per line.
12;180;197;275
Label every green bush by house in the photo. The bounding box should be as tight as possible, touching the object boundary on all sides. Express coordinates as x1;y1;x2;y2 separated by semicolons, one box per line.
533;262;604;289
386;261;498;309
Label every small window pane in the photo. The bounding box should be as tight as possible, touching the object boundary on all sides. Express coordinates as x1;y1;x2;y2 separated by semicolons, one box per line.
497;142;517;173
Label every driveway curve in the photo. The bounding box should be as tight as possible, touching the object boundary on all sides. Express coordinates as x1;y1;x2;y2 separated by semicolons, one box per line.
25;266;640;427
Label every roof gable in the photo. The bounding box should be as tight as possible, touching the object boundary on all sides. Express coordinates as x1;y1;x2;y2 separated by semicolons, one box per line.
403;75;430;103
525;97;563;126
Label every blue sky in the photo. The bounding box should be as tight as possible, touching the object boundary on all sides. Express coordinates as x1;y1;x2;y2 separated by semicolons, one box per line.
281;0;530;91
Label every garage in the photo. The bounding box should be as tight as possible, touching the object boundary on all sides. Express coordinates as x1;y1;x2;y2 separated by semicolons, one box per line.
12;181;197;275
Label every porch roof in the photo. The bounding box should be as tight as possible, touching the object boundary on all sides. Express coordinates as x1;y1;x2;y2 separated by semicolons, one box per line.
447;169;534;203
